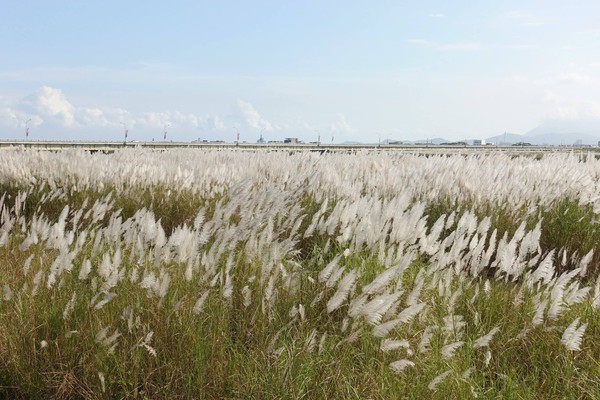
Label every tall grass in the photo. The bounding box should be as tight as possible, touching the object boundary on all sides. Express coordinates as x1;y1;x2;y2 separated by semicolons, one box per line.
0;148;600;399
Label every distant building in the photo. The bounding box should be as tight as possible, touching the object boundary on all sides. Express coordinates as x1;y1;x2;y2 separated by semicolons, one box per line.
284;137;299;144
472;139;486;146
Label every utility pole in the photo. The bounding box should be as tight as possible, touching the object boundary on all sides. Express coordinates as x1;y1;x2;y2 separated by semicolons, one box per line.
163;123;170;140
121;122;128;145
24;118;31;141
314;129;320;146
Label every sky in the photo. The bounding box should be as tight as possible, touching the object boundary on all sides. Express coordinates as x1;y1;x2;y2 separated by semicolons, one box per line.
2;1;600;143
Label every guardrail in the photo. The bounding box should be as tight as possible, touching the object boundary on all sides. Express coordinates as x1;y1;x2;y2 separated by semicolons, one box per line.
0;140;594;153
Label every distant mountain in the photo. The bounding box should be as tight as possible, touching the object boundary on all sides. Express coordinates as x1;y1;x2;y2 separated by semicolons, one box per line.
485;120;600;146
415;137;449;145
526;119;600;137
341;140;362;145
485;132;527;145
523;120;600;145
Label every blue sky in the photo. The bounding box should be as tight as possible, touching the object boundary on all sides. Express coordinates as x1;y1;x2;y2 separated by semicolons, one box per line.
2;1;600;142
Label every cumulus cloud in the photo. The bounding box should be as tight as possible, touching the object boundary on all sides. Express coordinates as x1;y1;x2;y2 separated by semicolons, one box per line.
33;86;76;126
0;86;288;141
0;86;363;142
0;86;215;139
235;99;273;131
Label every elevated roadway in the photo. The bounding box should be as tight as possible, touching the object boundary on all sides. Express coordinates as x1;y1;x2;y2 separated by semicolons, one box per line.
0;140;593;154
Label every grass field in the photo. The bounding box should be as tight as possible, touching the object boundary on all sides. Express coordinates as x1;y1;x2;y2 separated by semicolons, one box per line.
1;148;600;399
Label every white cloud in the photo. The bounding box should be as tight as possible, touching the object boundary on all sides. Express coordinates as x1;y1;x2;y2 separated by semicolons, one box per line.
0;86;211;139
236;99;273;131
0;86;288;141
330;113;355;134
26;86;76;127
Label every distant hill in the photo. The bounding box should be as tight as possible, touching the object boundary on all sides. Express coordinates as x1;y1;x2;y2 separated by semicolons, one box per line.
485;120;600;146
341;140;362;145
486;132;527;145
523;120;600;145
414;137;449;145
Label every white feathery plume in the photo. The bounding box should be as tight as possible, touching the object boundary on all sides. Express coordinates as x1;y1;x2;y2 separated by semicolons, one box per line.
31;270;43;296
192;292;209;315
98;372;106;393
428;370;452;391
406;271;425;306
222;273;233;299
79;259;92;280
461;367;475;379
242;285;252;307
443;314;466;340
325;265;345;288
578;249;593;277
318;332;328;354
484;350;492;366
483;280;491;295
561;317;588;351
380;339;410;352
326;269;357;313
564;282;591;306
532;299;548;326
23;254;34;275
360;292;403;325
530;250;555;286
593;274;600;309
95;326;109;344
441;340;464;359
94;292;117;310
547;290;564;321
305;328;318;353
419;325;436;353
473;326;500;349
318;255;341;283
373;302;427;338
142;343;157;357
362;262;405;295
389;359;415;374
2;284;12;301
62;292;76;319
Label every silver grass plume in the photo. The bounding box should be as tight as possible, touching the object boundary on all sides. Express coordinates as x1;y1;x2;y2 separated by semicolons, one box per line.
441;341;464;359
389;359;415;374
372;302;426;338
326;269;358;313
560;317;587;351
380;339;410;352
473;326;500;349
428;370;452;391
